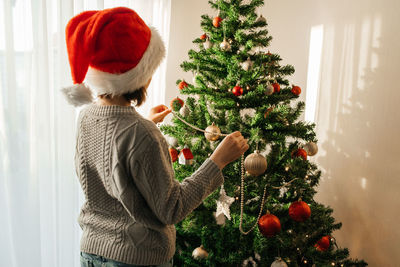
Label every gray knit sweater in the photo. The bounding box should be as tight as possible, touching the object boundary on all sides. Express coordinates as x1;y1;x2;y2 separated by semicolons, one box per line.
75;104;224;265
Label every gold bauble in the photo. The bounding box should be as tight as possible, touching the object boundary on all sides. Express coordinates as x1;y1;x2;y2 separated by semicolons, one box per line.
192;245;209;259
205;122;221;141
244;150;268;176
303;142;318;156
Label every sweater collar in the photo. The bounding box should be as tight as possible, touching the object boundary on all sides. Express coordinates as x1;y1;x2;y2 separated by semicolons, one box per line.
86;103;138;117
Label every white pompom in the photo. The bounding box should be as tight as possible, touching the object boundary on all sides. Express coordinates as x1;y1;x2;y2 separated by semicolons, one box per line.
166;136;179;147
61;83;94;107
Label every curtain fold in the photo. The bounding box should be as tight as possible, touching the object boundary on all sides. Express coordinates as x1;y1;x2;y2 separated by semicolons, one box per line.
0;1;171;266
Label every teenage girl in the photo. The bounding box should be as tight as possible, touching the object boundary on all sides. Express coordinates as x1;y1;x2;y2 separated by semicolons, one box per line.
62;7;249;267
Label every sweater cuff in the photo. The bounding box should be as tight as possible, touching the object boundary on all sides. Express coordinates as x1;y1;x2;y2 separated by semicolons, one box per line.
199;158;224;187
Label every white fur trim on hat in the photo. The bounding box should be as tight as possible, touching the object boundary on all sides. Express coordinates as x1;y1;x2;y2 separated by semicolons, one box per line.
61;83;94;107
85;27;166;96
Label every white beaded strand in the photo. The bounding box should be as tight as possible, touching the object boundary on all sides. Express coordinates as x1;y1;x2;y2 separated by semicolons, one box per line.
170;110;298;235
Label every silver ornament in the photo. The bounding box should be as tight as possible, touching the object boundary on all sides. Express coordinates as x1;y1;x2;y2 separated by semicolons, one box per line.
271;258;288;267
241;57;254;71
204;39;213;49
265;83;274;95
303;142;318;156
220;38;231;51
179;105;190;117
244;150;268;176
192;246;208;259
215;185;235;224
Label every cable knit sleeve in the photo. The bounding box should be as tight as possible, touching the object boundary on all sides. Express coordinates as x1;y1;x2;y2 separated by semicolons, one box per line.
128;134;224;225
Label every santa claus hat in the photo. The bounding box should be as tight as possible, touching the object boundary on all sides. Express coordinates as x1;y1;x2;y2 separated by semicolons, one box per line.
62;7;166;107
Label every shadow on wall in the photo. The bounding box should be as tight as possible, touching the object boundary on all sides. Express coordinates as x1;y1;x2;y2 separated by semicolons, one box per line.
306;1;400;266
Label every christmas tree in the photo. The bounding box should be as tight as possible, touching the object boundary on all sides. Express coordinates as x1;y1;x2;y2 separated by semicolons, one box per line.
160;0;367;266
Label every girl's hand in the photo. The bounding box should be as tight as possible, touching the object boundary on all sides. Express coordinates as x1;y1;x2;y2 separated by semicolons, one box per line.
210;131;249;170
148;104;172;124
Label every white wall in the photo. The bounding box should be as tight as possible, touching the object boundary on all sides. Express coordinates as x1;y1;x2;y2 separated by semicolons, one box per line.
165;1;400;266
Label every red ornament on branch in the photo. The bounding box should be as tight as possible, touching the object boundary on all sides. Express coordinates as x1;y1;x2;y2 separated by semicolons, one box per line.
315;235;331;251
213;16;223;27
272;82;280;93
291;85;301;95
178;80;188;90
258;212;281;237
289;200;311;222
232;85;243;96
170;97;184;110
200;33;207;40
292;148;308;160
169;147;179;162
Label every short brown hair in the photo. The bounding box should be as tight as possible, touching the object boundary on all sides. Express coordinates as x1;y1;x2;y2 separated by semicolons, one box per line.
101;87;147;107
123;87;147;107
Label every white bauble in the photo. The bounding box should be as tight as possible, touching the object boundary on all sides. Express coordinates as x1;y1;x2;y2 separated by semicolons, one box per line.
241;57;254;71
220;38;231;51
271;258;288;267
192;246;208;259
303;142;318;156
204;39;213;49
179;105;190;117
265;84;274;95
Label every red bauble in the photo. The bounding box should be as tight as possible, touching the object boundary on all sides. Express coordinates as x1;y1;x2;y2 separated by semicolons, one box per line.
232;86;243;96
213;16;223;27
315;235;331;251
169;147;178;162
292;148;308;160
200;33;207;40
170;97;184;110
258;213;281;237
291;85;301;95
272;82;280;93
178;80;188;90
289;200;311;222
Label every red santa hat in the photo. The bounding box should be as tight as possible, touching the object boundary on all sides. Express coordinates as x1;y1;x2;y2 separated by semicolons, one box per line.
62;7;166;106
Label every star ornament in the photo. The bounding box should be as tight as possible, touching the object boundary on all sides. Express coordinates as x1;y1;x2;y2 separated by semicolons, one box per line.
215;186;235;225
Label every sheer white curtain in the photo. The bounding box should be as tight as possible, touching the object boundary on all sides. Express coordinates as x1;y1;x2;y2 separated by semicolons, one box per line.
0;1;171;266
